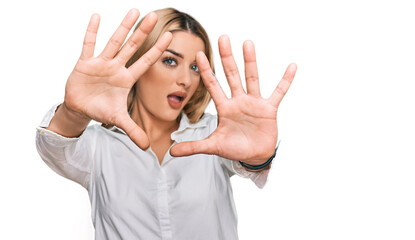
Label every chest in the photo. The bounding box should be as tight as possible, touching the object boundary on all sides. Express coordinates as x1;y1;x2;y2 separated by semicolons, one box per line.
91;145;232;219
150;137;174;165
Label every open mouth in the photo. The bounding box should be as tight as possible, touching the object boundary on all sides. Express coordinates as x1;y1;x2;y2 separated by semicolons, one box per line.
167;92;187;109
167;95;184;102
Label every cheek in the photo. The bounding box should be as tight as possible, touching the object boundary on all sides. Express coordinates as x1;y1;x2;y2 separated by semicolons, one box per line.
136;78;163;107
137;68;168;97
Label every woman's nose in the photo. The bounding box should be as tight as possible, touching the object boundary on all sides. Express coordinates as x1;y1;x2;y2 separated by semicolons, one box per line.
176;68;192;88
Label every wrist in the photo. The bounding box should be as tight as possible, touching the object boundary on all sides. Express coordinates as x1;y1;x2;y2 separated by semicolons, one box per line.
61;102;91;123
46;103;91;137
239;142;280;171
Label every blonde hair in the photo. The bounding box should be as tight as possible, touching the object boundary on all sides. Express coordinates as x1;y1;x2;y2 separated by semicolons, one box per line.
126;8;214;123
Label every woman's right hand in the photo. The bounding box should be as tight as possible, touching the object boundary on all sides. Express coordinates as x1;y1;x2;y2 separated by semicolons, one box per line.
53;9;172;149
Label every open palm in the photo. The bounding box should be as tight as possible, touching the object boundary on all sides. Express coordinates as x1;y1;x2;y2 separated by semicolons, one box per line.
170;36;297;165
64;9;172;149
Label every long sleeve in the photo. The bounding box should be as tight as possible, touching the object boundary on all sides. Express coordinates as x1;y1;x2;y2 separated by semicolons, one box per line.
35;104;95;189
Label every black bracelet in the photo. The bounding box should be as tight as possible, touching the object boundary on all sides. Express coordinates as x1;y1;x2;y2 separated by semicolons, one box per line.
239;144;279;170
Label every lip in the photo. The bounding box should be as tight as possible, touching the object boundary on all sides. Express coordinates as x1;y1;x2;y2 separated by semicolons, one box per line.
167;91;187;109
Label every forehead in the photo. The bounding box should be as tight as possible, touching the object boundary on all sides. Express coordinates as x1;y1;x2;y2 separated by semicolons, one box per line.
167;31;205;55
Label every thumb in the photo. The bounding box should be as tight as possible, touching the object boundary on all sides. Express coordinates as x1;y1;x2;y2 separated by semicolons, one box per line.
115;113;150;149
170;139;217;157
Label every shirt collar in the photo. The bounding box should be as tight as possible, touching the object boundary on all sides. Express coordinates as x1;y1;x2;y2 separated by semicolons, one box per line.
171;112;209;142
109;112;209;141
175;112;209;131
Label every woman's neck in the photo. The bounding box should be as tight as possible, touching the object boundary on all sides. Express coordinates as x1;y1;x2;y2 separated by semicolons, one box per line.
130;100;179;145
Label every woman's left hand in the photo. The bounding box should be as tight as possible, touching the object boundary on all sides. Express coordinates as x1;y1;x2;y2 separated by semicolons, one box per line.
170;35;297;165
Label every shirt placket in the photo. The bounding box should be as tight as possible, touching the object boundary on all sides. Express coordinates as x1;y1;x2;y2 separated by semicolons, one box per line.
157;167;172;240
148;147;173;240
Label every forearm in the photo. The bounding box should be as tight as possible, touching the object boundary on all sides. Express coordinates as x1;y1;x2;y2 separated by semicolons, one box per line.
46;103;91;138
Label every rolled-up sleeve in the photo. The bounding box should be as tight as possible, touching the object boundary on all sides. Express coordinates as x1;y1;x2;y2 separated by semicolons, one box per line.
35;104;94;189
219;159;271;189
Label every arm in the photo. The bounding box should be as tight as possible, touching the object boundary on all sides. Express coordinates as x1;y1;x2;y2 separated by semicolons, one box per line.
36;9;173;186
46;103;90;138
36;104;94;189
170;35;296;179
46;9;172;148
219;158;272;189
201;114;275;189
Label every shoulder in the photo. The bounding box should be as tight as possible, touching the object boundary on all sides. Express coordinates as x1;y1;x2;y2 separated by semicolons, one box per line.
83;123;128;142
82;124;139;155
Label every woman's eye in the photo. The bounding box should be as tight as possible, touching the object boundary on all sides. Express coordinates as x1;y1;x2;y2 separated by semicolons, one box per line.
191;64;199;73
163;58;177;66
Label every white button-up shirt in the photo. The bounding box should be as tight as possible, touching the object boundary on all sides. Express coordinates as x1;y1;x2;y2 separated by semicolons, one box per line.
36;104;270;240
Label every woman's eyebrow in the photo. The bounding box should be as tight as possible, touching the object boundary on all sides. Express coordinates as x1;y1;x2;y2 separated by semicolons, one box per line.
166;49;184;58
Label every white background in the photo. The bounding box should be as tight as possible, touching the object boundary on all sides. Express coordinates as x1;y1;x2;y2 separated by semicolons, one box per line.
1;0;414;239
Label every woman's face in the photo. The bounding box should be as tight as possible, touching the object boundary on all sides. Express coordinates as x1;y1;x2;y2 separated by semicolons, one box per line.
136;31;205;122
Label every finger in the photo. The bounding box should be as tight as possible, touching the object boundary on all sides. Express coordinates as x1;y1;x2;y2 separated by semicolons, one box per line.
170;139;217;157
116;12;158;64
268;63;297;107
128;32;172;81
196;52;227;105
115;113;150;149
80;13;100;60
243;40;261;97
99;9;140;60
218;35;245;97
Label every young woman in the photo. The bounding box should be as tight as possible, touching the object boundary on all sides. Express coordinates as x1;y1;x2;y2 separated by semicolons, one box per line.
36;7;297;240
